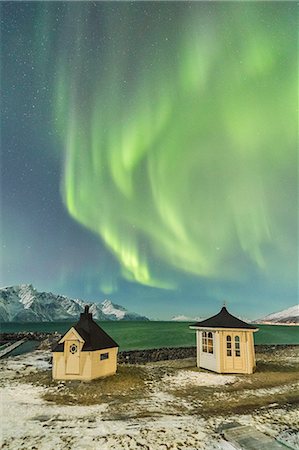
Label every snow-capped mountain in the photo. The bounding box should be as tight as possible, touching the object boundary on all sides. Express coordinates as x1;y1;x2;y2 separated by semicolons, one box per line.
100;299;145;321
101;299;127;320
171;315;203;322
256;305;298;325
0;284;149;322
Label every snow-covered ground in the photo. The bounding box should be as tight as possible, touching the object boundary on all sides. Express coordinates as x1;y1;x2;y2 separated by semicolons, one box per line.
162;371;237;388
0;350;298;450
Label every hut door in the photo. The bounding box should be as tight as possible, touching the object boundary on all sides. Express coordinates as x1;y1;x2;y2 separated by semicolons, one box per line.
224;333;244;372
65;340;80;374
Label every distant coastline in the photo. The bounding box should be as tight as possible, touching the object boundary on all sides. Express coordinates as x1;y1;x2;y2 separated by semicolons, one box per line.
254;321;298;326
1;321;299;352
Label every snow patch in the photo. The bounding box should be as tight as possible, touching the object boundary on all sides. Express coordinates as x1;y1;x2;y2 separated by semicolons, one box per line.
18;285;36;309
163;370;238;388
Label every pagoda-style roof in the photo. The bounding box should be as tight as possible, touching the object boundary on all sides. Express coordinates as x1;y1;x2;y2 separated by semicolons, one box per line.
52;305;119;352
191;306;257;330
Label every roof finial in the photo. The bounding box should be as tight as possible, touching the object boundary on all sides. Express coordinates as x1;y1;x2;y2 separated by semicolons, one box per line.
223;300;227;307
84;304;89;314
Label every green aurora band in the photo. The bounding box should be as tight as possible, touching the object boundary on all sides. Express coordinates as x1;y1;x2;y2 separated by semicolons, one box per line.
53;3;297;290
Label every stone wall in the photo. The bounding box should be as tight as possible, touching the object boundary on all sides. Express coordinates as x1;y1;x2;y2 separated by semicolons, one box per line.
118;347;197;364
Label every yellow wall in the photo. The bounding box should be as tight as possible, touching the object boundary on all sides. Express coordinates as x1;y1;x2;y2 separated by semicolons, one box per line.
52;344;118;381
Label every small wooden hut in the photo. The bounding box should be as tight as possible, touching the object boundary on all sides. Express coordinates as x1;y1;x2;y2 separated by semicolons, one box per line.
190;306;258;374
52;305;118;381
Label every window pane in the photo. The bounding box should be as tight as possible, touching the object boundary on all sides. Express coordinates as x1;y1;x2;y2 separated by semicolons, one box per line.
226;335;232;357
100;352;109;360
202;332;208;352
233;335;240;356
235;336;240;353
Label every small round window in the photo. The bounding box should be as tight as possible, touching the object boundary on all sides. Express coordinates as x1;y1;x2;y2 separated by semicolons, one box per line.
70;344;78;354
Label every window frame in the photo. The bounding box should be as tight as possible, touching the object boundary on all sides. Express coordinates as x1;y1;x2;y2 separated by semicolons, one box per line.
235;335;241;357
69;343;78;354
226;335;232;356
207;332;214;354
202;331;207;352
100;352;109;361
202;331;214;354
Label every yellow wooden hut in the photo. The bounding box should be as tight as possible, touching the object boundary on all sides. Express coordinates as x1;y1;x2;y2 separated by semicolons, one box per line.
190;306;258;374
52;305;118;381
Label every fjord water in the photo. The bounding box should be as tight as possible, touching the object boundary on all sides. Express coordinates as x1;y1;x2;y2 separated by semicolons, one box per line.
1;322;298;351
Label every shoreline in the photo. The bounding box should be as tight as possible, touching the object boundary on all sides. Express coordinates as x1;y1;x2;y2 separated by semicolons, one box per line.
1;331;299;364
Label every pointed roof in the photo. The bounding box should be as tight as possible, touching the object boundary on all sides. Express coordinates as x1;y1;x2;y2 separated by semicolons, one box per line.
52;305;118;352
191;306;257;330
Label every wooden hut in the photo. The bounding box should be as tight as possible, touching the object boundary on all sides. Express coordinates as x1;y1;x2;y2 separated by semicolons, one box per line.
52;305;118;381
190;306;258;374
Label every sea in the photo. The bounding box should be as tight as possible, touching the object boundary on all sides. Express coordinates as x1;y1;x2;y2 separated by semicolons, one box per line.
1;321;298;353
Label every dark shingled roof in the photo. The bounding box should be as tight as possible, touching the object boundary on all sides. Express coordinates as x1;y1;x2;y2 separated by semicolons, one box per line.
191;306;257;330
52;305;119;352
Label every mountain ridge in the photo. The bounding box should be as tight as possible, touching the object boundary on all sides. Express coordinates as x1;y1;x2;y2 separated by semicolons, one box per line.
0;284;149;322
255;305;298;325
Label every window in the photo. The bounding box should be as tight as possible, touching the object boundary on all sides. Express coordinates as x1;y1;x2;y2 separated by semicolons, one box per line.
235;336;240;357
202;332;207;352
226;335;232;356
100;352;109;361
202;332;213;353
69;343;78;354
207;332;214;354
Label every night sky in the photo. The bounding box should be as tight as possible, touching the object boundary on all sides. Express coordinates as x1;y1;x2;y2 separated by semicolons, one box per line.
1;2;297;319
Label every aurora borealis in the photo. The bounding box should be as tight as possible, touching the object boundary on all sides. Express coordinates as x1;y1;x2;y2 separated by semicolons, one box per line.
1;2;297;319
